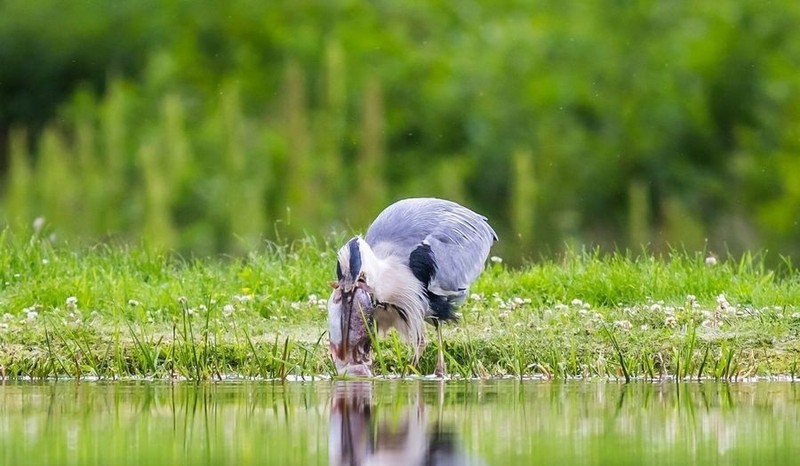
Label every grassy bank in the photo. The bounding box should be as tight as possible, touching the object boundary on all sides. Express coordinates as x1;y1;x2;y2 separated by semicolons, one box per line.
1;231;799;381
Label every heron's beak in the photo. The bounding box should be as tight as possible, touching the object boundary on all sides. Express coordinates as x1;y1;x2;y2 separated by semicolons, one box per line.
328;280;374;377
340;283;354;359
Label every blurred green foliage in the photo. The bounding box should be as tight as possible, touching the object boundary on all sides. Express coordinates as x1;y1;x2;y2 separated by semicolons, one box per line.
1;0;799;261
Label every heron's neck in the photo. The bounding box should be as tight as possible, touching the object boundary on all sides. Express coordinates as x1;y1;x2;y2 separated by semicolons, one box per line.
369;254;426;312
367;253;427;346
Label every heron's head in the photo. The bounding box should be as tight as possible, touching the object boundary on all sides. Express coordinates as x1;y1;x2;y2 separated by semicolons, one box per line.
327;237;377;376
334;237;379;291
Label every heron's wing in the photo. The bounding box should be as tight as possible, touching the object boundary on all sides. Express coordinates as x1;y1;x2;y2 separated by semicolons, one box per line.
365;198;497;298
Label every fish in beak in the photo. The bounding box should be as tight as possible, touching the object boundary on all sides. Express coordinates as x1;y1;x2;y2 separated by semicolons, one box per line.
328;280;374;376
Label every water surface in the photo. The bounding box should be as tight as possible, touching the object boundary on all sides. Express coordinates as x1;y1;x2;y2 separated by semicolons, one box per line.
1;379;797;465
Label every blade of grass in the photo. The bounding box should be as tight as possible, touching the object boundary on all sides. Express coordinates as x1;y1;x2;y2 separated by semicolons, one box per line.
601;323;630;383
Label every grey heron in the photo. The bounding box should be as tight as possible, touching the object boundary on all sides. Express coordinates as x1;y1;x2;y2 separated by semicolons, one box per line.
327;197;497;376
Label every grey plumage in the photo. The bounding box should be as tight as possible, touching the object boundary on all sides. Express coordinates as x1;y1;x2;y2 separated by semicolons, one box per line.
365;197;497;305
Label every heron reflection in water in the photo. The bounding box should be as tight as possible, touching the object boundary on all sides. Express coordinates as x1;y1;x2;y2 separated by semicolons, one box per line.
329;382;483;466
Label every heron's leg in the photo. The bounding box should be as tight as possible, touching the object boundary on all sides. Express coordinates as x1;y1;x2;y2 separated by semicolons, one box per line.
413;334;426;368
434;322;446;377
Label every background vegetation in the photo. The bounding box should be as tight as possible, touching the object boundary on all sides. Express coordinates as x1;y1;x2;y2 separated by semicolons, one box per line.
1;0;799;260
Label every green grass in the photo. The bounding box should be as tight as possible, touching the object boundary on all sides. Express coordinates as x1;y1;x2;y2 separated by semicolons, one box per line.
1;230;799;381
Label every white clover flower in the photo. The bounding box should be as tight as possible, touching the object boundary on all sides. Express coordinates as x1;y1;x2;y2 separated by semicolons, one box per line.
178;296;188;305
128;299;140;307
307;294;318;303
705;255;717;266
702;318;723;328
66;296;78;309
185;308;194;316
571;299;584;307
513;297;525;305
470;293;482;301
791;313;800;319
490;256;503;264
223;304;235;315
198;304;208;313
234;294;252;303
26;309;38;321
716;294;733;313
640;324;650;331
665;316;678;328
613;320;633;331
